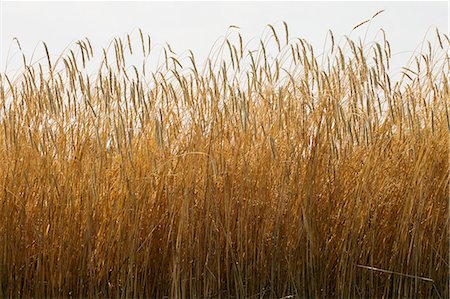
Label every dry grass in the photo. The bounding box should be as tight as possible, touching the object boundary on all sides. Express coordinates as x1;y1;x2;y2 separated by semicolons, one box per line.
0;24;448;298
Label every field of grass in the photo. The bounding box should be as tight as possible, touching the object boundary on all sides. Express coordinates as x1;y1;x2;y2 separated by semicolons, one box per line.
0;23;448;298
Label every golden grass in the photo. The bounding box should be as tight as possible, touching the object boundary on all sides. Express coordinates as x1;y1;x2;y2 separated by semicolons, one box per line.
0;24;448;298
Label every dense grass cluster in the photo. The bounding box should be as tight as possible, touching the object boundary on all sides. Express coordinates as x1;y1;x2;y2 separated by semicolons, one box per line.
0;22;448;298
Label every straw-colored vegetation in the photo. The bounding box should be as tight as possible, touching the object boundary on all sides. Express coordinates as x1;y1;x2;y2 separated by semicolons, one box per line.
0;20;448;298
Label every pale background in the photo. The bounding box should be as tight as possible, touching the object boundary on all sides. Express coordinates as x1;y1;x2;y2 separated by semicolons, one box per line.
1;1;448;76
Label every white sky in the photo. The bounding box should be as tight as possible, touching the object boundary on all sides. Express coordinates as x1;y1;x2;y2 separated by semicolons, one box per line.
1;1;449;76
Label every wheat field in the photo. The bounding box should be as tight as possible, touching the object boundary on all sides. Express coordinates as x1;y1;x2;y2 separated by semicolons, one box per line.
0;22;449;298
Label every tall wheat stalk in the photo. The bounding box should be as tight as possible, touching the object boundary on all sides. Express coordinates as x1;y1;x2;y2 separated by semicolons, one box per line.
0;24;448;298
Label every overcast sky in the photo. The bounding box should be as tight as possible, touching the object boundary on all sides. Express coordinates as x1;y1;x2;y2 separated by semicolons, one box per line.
1;1;448;76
